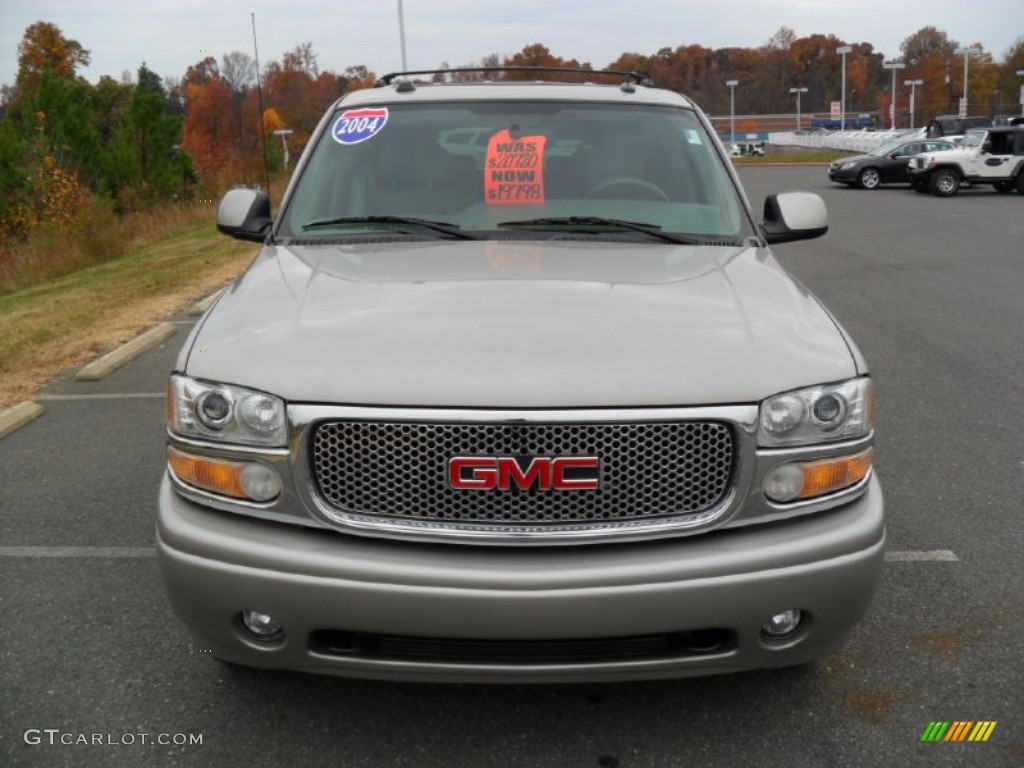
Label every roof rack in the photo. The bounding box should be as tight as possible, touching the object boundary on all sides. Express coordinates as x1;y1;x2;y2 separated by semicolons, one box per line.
374;67;652;88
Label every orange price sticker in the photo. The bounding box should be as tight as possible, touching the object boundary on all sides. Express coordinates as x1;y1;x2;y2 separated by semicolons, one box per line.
484;129;547;205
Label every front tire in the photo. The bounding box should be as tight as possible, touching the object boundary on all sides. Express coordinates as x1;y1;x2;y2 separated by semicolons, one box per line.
857;167;881;190
930;169;960;197
1016;173;1024;195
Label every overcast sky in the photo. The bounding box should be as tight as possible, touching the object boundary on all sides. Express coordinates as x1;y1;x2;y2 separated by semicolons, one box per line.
1;0;1022;89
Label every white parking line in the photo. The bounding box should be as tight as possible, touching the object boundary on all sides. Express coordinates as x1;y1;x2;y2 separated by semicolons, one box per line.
0;547;155;558
884;550;959;562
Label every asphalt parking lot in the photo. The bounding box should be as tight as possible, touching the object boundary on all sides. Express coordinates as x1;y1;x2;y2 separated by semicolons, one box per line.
1;166;1021;767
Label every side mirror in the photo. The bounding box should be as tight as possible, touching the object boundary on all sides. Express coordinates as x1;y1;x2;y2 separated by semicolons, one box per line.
217;188;272;242
761;192;828;244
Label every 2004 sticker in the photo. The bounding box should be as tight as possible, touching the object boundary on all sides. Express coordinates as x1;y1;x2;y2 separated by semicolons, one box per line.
332;108;389;145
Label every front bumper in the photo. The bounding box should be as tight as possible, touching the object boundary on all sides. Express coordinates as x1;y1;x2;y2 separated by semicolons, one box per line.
157;474;885;683
827;165;858;183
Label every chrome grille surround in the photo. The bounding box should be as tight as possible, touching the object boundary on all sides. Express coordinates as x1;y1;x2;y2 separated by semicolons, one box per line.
289;405;760;545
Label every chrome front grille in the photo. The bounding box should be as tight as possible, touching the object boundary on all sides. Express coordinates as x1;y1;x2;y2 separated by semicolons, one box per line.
310;420;735;531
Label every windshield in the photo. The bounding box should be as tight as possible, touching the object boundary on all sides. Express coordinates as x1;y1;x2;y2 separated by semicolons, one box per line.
869;139;906;157
961;130;985;148
280;100;752;243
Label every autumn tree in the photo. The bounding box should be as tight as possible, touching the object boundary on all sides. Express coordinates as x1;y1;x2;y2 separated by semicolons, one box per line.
221;51;256;94
606;52;652;77
1;23;96;238
899;27;1001;117
15;21;90;93
180;60;240;189
263;43;346;150
502;44;592;80
341;65;376;91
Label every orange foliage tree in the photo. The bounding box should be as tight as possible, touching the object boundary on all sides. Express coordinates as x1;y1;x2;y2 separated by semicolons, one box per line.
181;77;236;184
16;21;90;90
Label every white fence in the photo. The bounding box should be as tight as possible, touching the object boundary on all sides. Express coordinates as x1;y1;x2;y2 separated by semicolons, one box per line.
768;129;923;153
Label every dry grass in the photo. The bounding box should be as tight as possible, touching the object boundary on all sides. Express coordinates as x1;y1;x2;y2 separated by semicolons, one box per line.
0;201;220;295
0;220;257;408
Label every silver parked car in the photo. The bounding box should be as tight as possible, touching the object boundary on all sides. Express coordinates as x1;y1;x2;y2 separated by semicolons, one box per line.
158;68;884;683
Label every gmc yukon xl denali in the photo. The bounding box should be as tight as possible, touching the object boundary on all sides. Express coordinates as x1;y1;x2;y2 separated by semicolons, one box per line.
157;69;884;682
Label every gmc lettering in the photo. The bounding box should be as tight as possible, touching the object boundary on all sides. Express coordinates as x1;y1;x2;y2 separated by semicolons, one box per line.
449;456;599;490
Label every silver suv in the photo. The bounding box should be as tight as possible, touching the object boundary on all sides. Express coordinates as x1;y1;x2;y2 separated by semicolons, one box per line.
158;69;884;682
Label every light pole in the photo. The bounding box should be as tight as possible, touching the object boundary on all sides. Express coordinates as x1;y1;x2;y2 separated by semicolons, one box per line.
904;79;923;130
790;87;808;129
882;60;905;129
397;0;408;70
273;128;293;171
954;46;981;116
837;45;852;130
726;79;738;143
1017;69;1024;117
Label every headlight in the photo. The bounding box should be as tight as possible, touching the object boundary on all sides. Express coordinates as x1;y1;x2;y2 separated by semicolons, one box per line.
840;161;857;170
168;375;287;447
758;378;873;447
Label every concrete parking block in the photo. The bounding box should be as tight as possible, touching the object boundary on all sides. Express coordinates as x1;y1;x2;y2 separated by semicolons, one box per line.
187;288;224;316
75;322;178;381
0;401;43;438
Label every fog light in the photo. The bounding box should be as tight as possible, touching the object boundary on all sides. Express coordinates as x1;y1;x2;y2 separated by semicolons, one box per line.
762;609;802;639
241;610;284;640
239;463;282;502
763;464;805;502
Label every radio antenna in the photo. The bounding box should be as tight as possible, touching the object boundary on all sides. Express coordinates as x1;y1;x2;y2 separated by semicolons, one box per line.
251;13;271;201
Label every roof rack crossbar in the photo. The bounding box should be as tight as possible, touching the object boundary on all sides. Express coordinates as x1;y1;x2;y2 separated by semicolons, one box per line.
375;67;650;87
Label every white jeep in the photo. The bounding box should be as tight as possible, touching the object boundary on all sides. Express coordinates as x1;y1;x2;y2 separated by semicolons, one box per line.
908;126;1024;196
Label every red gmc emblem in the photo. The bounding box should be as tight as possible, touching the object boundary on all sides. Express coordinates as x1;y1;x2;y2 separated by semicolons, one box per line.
448;456;600;491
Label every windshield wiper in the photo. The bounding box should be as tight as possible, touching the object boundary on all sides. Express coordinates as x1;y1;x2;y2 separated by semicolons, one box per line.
302;215;479;240
498;216;709;245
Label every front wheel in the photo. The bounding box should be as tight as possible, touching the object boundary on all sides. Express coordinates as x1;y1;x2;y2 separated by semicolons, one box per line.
1016;173;1024;195
857;167;882;190
930;169;960;197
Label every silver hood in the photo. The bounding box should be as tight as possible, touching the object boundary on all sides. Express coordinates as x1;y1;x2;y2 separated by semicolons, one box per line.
182;240;860;407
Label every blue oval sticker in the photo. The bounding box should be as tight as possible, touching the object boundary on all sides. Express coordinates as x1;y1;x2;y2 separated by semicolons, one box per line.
332;108;389;145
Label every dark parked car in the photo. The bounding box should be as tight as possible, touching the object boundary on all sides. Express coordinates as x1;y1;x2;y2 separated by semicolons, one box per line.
828;138;956;189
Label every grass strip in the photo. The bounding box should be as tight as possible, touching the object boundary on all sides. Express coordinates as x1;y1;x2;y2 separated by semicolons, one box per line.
733;150;857;164
0;221;257;408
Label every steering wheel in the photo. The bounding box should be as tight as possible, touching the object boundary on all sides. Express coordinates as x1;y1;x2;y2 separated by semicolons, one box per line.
585;177;670;201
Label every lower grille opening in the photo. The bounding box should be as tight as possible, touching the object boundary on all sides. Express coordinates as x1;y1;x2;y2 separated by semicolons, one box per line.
309;628;735;665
